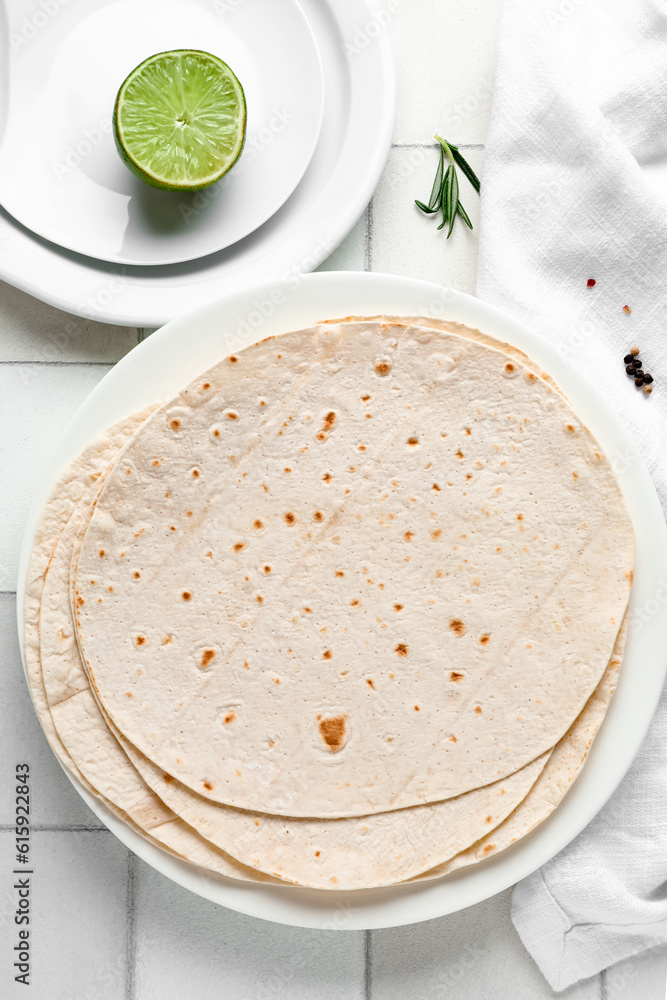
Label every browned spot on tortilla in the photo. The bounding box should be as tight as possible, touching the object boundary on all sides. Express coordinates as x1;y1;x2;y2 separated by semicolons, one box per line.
182;591;192;601
212;428;220;438
474;704;483;715
186;510;193;518
330;876;338;884
226;410;239;420
517;513;524;521
450;671;464;682
414;705;420;711
465;427;472;436
312;510;325;523
572;471;579;480
322;472;332;483
170;418;181;430
626;569;634;584
318;715;347;752
466;473;473;480
483;844;496;854
200;649;216;668
432;483;441;491
191;468;200;479
404;531;414;542
163;773;174;783
449;618;465;636
135;635;146;647
449;735;457;743
358;443;367;451
203;782;213;791
152;459;160;467
169;526;176;532
395;643;408;657
322;650;332;660
335;570;345;577
455;449;464;459
125;691;133;697
323;411;336;428
256;594;264;604
485;815;493;823
431;528;442;540
316;431;328;442
283;467;292;473
393;603;403;612
566;424;575;433
505;362;515;373
224;712;236;724
315;850;321;857
162;636;172;645
366;678;375;690
76;595;84;607
229;355;238;363
479;634;490;646
374;360;391;376
233;542;246;553
361;394;371;401
407;436;419;446
263;565;272;574
262;483;269;492
253;519;263;530
133;571;140;579
350;599;359;607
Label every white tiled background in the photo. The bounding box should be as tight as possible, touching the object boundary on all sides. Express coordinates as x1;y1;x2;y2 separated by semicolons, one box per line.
2;2;666;998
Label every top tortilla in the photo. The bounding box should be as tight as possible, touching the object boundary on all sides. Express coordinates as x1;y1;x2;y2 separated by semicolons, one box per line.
73;320;634;817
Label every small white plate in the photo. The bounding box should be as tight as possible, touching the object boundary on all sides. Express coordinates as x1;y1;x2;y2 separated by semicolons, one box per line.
18;272;667;929
0;0;396;325
0;0;324;265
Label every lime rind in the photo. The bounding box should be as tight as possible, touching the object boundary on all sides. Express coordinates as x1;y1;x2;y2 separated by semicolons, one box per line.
113;49;247;192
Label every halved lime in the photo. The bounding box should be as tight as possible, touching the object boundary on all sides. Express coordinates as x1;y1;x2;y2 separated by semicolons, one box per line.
113;50;247;192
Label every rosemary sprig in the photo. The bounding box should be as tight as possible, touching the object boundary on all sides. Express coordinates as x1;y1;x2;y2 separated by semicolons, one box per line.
415;136;480;238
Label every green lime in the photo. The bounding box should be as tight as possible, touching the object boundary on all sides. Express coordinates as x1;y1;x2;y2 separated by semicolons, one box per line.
113;49;247;192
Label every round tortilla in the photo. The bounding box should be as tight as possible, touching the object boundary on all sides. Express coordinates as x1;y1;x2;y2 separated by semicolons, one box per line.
73;320;634;817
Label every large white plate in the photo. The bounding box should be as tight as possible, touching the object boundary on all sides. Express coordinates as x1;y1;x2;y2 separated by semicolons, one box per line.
0;0;395;324
0;0;324;265
18;273;667;930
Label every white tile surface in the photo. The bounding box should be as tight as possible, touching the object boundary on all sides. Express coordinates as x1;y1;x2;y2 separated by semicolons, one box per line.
317;214;367;273
390;0;503;145
0;281;138;362
133;859;365;1000
0;594;104;827
371;889;601;999
0;362;111;590
0;831;128;1000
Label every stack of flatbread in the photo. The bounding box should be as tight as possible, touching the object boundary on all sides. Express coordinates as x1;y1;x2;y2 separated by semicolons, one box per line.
23;317;634;890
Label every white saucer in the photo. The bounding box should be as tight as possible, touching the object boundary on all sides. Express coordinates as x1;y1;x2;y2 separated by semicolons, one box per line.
0;0;324;265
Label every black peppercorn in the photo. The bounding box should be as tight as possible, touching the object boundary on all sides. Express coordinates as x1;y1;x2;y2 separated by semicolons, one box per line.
632;358;643;368
624;353;634;364
635;370;645;378
643;373;654;384
626;365;636;375
635;377;644;387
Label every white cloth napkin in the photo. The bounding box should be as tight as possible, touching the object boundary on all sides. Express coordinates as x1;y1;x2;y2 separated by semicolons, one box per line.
475;0;667;991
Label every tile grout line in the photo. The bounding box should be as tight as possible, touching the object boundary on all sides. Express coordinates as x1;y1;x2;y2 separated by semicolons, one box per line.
125;849;137;1000
0;824;108;832
364;200;374;272
364;929;372;1000
0;360;114;368
392;141;485;150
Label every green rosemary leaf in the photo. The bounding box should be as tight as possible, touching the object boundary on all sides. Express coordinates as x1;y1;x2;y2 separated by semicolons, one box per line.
449;144;481;193
415;199;438;214
456;201;473;229
428;144;445;211
446;163;459;238
437;165;454;230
